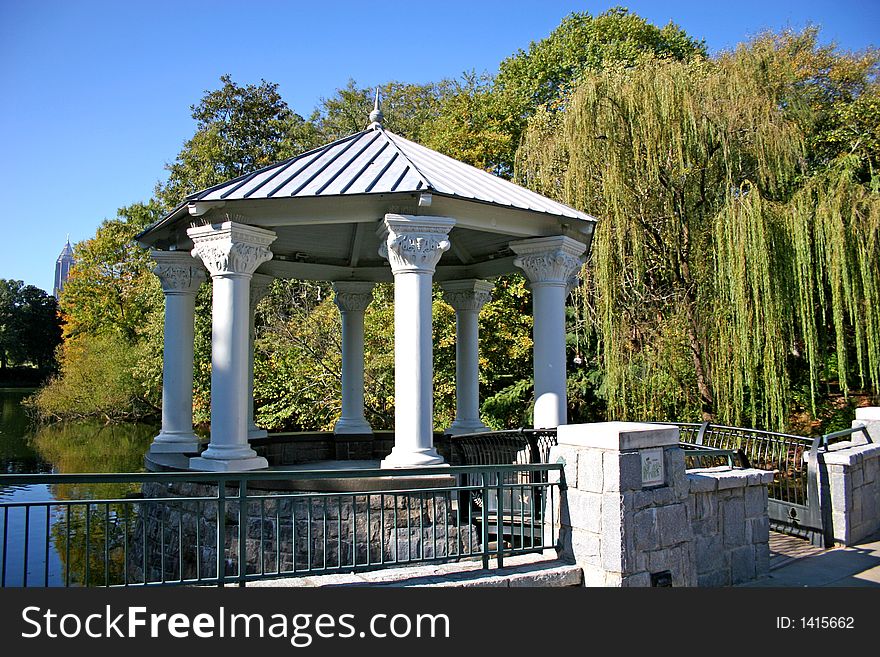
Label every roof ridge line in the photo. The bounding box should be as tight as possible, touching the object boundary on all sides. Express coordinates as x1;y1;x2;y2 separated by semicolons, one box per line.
379;127;434;192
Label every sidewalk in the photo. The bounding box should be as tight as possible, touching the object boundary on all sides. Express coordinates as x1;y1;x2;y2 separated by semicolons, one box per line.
743;532;880;587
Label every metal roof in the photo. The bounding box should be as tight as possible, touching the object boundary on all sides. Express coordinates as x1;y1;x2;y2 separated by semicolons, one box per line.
184;125;593;222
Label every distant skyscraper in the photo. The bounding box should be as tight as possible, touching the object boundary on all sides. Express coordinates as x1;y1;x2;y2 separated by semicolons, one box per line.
53;237;74;299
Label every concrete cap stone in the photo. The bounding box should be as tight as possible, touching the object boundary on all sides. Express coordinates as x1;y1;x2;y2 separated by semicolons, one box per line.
557;422;679;451
687;467;775;492
820;443;880;466
855;407;880;421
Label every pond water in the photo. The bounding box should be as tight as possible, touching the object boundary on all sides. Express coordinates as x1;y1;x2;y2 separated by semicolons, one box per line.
0;388;157;585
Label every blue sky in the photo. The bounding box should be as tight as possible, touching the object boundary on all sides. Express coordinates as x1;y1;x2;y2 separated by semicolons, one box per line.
1;0;878;293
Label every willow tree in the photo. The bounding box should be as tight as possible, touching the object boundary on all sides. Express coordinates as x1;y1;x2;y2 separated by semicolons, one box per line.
517;31;880;430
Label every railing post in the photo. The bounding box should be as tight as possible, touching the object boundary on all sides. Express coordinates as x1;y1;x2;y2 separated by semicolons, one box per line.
495;471;505;568
481;472;489;570
238;479;247;587
217;481;226;587
807;435;832;548
696;422;709;446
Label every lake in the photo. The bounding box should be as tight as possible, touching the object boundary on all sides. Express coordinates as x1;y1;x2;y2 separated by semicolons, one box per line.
0;387;157;585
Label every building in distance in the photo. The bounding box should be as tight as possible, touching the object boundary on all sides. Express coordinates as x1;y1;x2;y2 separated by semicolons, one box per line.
53;237;74;299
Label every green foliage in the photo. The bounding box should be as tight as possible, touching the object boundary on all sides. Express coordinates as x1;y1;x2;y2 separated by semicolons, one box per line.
420;73;515;171
157;75;311;207
486;7;705;175
0;279;61;371
27;332;156;421
311;79;450;142
517;30;880;430
59;201;163;342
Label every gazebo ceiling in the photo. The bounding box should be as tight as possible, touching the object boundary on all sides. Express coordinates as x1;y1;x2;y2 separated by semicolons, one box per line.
136;123;597;282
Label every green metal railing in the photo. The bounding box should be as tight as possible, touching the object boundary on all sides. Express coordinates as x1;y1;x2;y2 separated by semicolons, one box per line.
681;444;751;469
661;421;873;546
0;463;562;588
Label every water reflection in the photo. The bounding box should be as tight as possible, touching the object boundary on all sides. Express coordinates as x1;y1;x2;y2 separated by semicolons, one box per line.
0;389;157;586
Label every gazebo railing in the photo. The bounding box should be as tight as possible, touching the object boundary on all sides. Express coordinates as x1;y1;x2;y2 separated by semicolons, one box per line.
0;464;562;588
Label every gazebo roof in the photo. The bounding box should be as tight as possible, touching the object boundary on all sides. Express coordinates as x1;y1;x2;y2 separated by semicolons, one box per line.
137;116;596;283
184;125;592;222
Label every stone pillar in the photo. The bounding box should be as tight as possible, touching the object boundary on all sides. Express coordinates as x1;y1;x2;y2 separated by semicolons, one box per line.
332;281;375;435
188;221;276;471
148;251;206;456
510;236;586;429
378;214;455;467
247;273;273;440
547;422;697;586
440;279;493;435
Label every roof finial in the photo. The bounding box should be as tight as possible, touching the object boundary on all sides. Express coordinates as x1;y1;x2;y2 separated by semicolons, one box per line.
368;87;384;128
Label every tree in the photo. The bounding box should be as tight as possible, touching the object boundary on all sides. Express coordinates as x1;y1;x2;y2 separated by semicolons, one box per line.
517;30;880;430
157;75;314;207
0;279;23;370
310;79;451;142
0;279;61;371
474;7;705;176
59;201;163;342
420;73;516;171
9;285;62;369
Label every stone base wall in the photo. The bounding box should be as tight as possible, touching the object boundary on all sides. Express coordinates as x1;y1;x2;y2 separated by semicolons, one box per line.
128;482;477;583
687;468;774;586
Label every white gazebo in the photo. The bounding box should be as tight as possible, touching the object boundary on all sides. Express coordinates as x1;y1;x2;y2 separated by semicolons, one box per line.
136;103;596;472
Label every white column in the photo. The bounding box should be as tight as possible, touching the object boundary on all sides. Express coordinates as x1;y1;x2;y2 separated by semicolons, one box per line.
148;251;206;455
247;273;273;440
510;236;586;429
187;221;276;471
378;214;455;467
332;282;375;435
440;279;493;435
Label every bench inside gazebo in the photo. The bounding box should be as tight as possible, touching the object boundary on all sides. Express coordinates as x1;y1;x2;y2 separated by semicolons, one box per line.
136;101;597;473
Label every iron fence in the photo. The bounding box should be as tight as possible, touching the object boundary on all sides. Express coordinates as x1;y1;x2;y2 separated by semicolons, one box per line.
0;463;562;588
448;429;558;467
660;421;873;546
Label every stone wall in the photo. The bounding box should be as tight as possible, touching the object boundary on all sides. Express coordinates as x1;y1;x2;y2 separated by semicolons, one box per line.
687;468;774;586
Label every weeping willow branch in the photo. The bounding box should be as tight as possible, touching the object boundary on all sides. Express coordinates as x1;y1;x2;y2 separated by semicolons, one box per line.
517;47;880;430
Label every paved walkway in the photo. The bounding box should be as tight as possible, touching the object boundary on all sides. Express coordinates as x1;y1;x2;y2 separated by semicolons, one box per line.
744;531;880;587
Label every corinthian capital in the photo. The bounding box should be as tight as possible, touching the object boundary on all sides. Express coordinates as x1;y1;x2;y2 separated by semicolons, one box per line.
150;250;207;295
509;236;587;286
378;214;456;274
333;282;376;313
187;221;276;277
441;279;494;313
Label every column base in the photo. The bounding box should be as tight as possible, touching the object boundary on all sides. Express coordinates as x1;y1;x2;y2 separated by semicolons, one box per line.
444;420;490;436
148;431;201;455
381;447;447;468
247;427;268;440
188;455;268;472
334;417;374;435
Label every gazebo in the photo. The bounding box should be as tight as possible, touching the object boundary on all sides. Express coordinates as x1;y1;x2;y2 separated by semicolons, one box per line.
136;102;597;472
